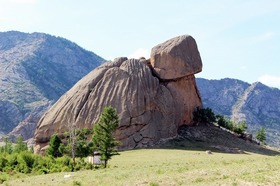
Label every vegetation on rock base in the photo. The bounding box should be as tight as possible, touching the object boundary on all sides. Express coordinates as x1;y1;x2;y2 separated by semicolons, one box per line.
0;137;94;176
193;107;265;143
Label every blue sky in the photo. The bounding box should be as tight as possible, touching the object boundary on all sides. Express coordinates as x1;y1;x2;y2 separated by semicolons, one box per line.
0;0;280;88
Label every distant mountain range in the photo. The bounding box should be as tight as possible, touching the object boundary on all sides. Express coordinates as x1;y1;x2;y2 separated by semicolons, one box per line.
0;31;104;140
196;78;280;147
0;31;279;148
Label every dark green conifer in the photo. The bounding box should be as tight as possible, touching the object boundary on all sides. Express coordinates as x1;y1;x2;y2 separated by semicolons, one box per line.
92;106;120;168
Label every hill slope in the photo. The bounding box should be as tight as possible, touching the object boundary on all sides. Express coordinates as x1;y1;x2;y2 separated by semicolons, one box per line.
196;78;280;147
0;31;104;138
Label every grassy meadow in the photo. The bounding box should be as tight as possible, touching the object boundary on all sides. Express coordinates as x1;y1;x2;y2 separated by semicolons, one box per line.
3;149;280;186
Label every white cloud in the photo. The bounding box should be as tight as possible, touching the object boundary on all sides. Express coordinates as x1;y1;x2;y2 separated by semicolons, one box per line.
128;48;149;59
258;75;280;89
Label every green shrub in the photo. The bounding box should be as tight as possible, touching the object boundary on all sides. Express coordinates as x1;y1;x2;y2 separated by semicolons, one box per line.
61;166;72;172
193;107;216;124
0;143;96;176
19;152;35;168
14;152;36;173
35;167;49;174
33;155;55;172
15;162;29;173
47;134;63;158
239;121;247;134
74;163;82;171
0;156;8;171
3;165;13;173
256;128;266;144
55;155;72;167
232;121;247;135
7;153;18;168
0;174;7;184
50;167;60;173
232;123;242;134
32;155;47;173
217;115;235;131
32;156;57;174
84;162;93;170
217;116;247;135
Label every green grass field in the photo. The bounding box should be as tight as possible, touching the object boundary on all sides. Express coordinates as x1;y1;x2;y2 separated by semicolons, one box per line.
4;149;280;186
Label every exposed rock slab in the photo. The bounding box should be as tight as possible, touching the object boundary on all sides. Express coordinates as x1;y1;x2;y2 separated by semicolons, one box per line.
34;35;203;154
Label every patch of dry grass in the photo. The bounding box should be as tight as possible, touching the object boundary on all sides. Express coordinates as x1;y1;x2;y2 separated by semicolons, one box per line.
5;149;280;186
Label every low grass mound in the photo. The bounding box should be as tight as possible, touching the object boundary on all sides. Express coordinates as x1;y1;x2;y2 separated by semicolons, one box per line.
163;125;280;156
5;149;280;186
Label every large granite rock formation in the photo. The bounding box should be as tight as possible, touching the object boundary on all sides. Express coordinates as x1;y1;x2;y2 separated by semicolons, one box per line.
34;35;203;154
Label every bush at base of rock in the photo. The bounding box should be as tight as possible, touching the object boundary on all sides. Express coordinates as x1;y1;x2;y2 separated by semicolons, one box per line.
0;150;93;176
217;115;248;136
193;107;216;124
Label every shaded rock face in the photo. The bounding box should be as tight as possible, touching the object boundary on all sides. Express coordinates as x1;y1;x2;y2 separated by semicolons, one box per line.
34;35;203;154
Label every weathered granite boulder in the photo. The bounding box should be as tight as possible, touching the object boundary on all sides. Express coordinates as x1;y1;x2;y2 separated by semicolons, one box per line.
151;35;202;80
34;35;203;154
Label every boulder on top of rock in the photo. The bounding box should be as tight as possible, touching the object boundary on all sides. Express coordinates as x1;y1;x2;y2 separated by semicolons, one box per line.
150;35;202;80
34;35;203;154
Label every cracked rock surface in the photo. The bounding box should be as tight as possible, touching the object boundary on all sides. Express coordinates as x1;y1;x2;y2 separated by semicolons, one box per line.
34;35;203;154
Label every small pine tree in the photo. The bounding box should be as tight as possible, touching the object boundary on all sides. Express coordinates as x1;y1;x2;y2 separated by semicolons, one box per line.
217;115;233;130
238;121;247;134
92;106;120;168
75;129;93;158
14;135;28;153
256;127;266;145
3;137;13;154
47;134;63;157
